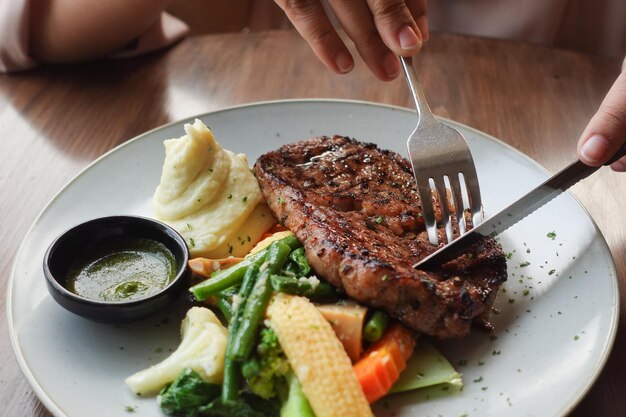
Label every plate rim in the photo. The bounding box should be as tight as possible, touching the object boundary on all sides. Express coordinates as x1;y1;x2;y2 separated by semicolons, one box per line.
6;98;620;417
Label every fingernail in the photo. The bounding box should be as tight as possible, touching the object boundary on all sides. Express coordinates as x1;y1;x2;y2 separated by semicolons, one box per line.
610;159;626;172
383;52;400;78
398;25;419;50
335;51;353;73
580;134;609;163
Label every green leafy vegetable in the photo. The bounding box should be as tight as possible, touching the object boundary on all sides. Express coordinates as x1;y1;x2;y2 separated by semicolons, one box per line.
198;394;279;417
157;368;220;417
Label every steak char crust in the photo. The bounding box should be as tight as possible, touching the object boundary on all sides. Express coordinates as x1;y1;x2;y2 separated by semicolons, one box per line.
254;136;507;339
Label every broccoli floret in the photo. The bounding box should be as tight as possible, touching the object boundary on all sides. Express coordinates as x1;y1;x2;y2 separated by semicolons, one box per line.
242;327;290;399
158;368;220;417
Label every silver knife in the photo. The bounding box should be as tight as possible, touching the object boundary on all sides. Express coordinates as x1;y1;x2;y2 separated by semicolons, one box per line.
414;147;626;269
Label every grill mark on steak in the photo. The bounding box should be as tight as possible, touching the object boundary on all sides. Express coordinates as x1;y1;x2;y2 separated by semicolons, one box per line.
254;136;507;339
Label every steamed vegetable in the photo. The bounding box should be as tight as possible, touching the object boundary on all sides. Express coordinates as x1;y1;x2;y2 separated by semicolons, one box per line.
266;293;373;417
363;310;389;343
158;368;221;417
125;307;228;396
353;323;416;403
198;393;280;417
316;301;367;363
188;257;244;278
229;240;291;362
222;265;260;403
242;328;290;399
269;274;340;300
389;338;463;394
246;230;292;257
280;372;315;417
190;233;300;300
285;247;311;277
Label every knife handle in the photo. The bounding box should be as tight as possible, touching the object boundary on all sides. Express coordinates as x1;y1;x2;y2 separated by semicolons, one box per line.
605;145;626;165
553;146;626;191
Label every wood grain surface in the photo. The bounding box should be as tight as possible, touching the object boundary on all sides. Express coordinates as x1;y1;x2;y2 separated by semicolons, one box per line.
0;30;623;417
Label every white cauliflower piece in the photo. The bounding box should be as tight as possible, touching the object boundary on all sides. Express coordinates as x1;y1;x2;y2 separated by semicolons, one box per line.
125;307;228;396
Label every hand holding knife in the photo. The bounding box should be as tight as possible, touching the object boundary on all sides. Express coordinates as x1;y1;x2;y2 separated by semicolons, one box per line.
415;146;626;270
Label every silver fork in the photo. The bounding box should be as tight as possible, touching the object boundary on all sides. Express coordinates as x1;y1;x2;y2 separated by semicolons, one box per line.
400;55;483;245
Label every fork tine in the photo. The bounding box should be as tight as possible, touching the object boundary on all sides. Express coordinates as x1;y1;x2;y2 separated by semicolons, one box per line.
416;177;439;245
448;173;467;236
432;176;454;244
463;168;483;226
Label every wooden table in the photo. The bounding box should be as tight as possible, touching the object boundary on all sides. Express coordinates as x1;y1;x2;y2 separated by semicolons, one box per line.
0;30;623;416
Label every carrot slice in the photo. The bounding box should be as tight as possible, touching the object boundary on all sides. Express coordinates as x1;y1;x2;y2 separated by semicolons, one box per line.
353;323;416;403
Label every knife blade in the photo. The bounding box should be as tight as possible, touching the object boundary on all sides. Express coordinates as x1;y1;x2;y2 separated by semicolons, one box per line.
414;147;626;270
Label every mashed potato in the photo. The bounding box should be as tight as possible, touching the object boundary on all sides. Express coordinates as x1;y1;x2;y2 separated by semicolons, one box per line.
153;119;275;257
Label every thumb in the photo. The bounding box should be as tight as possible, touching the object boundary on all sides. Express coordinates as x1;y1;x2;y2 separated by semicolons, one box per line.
577;62;626;169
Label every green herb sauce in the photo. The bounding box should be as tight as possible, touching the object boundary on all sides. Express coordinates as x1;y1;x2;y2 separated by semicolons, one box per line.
67;238;176;302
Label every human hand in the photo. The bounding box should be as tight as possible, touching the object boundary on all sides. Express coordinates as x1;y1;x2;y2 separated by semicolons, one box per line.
274;0;428;81
577;57;626;171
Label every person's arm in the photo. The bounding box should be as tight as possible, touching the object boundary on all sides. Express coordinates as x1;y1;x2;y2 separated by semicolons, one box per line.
29;0;174;63
274;0;428;81
577;57;626;171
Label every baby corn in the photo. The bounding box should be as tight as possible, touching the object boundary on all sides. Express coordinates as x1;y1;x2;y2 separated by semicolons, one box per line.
266;293;373;417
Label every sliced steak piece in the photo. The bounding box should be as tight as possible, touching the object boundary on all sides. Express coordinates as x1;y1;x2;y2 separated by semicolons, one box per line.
254;136;507;339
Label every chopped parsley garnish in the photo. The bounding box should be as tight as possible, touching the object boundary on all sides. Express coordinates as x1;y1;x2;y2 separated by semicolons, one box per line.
227;194;233;199
228;243;234;254
278;197;286;205
548;269;556;275
505;252;513;259
125;406;136;413
381;274;389;281
519;261;531;267
189;238;195;247
374;215;385;224
547;231;557;240
186;223;192;230
242;196;248;203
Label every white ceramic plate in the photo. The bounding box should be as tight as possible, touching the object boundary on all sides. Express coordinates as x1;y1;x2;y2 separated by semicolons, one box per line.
8;100;618;417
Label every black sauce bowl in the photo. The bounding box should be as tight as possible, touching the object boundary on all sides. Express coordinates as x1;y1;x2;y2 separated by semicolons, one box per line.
44;215;190;323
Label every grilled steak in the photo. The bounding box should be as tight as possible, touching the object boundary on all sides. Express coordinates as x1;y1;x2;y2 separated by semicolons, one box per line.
254;136;507;339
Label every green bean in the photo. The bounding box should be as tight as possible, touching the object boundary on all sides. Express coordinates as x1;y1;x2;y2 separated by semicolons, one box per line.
288;247;311;277
215;287;238;322
190;233;300;300
222;265;259;402
190;252;266;301
230;241;291;362
363;310;390;342
216;296;233;321
269;274;339;300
